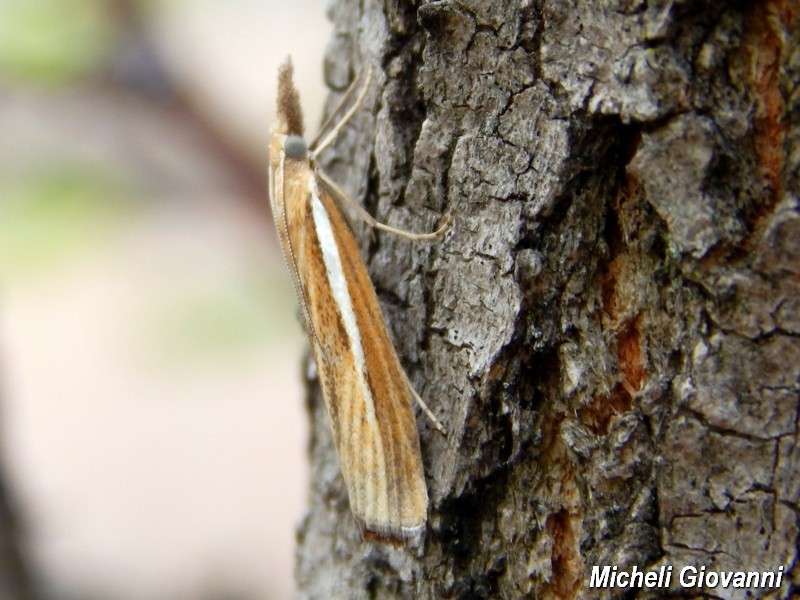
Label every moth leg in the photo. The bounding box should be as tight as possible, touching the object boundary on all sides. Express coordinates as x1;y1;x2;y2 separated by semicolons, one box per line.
316;169;452;241
310;68;370;151
311;67;373;157
408;382;446;434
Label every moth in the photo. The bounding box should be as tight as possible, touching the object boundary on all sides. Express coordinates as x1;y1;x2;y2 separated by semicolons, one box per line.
267;59;449;544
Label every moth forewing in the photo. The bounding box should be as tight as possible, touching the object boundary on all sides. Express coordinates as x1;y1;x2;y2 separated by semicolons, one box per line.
269;58;442;544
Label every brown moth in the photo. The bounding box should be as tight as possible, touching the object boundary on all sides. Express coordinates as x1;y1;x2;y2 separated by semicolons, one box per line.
267;58;448;544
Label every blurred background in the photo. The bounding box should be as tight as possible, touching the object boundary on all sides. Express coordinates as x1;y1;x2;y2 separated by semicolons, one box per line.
0;0;330;597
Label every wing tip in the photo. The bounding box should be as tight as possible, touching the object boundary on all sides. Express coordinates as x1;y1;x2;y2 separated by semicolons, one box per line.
356;517;426;547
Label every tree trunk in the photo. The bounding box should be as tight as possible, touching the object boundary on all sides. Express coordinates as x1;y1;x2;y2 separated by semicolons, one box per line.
0;402;35;599
295;1;799;598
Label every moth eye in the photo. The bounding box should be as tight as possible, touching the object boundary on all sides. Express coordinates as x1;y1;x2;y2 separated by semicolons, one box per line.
284;135;308;159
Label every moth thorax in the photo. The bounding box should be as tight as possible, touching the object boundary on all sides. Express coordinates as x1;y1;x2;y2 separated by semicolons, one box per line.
284;135;308;159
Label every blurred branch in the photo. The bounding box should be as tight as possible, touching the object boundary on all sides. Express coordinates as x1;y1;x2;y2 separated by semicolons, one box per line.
101;0;268;220
0;428;36;599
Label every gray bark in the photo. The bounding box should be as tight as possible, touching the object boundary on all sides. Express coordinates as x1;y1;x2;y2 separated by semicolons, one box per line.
295;1;800;598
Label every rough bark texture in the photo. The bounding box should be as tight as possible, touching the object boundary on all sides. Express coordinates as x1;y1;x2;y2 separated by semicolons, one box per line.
295;1;799;598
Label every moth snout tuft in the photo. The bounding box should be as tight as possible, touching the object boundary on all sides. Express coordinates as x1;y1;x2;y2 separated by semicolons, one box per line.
277;58;305;136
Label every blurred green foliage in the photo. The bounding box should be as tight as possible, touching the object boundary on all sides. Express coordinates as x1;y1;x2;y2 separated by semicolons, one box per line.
0;0;114;83
0;0;299;366
147;274;298;368
0;167;131;276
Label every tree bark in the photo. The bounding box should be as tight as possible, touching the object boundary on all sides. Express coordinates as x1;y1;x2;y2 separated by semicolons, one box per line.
295;1;799;598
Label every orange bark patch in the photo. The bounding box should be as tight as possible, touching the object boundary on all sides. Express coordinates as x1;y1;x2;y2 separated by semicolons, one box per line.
589;249;645;434
580;385;633;436
580;317;644;435
538;417;583;596
744;0;797;197
618;316;644;394
546;509;582;600
601;254;628;322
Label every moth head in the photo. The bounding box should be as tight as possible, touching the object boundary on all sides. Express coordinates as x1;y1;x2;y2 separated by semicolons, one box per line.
276;57;304;137
283;134;308;160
